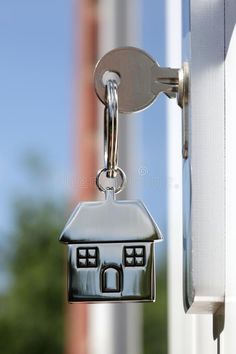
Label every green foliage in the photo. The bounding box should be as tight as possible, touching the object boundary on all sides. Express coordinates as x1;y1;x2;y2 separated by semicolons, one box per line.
143;265;167;354
0;198;66;354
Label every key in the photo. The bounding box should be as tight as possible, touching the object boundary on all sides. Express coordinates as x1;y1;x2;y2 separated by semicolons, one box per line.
94;46;180;114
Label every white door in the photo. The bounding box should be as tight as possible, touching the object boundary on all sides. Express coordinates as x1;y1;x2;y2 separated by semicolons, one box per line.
167;0;236;353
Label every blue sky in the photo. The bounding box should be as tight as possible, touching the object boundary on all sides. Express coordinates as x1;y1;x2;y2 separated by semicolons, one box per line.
0;0;72;235
0;0;167;243
141;1;167;238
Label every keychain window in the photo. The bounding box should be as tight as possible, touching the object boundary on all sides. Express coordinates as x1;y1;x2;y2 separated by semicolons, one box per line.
77;247;98;268
124;246;145;267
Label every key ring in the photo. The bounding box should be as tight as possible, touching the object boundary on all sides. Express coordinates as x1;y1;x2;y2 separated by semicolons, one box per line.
96;78;127;194
104;79;118;178
96;166;126;194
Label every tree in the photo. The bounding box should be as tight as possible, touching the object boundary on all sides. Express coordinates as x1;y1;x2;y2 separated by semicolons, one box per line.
0;198;66;354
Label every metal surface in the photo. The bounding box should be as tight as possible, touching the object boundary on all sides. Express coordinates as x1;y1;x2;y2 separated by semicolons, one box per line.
67;241;155;302
60;189;163;243
60;189;163;302
94;47;187;113
96;168;126;194
97;76;127;192
180;63;189;159
183;157;192;310
104;80;118;177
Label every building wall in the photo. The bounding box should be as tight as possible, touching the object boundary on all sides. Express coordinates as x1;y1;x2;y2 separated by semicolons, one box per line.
66;1;98;354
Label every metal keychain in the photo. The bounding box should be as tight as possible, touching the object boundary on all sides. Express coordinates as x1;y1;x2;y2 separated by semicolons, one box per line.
59;77;163;303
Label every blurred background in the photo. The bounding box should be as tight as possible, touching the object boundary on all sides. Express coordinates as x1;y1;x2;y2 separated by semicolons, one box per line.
0;1;173;353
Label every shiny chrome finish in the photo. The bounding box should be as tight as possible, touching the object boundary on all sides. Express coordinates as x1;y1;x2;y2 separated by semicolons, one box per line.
182;158;192;311
97;76;126;191
104;80;118;177
94;47;157;113
178;62;190;159
94;47;189;113
59;47;169;304
67;242;155;302
59;189;163;303
96;167;126;194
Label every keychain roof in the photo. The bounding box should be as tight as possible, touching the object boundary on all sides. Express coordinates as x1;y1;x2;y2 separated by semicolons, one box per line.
59;189;163;244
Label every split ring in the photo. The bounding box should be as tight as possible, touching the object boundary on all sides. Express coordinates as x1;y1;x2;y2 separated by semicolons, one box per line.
104;79;118;178
96;167;126;194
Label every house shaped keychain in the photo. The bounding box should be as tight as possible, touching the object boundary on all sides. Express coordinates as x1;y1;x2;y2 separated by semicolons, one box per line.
59;79;163;303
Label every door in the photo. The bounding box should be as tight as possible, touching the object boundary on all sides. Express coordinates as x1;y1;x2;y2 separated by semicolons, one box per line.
168;0;236;353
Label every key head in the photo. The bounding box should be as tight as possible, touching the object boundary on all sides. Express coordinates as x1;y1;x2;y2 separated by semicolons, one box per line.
94;47;160;114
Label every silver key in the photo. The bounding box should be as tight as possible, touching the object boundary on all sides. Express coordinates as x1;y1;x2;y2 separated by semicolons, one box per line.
94;46;180;114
